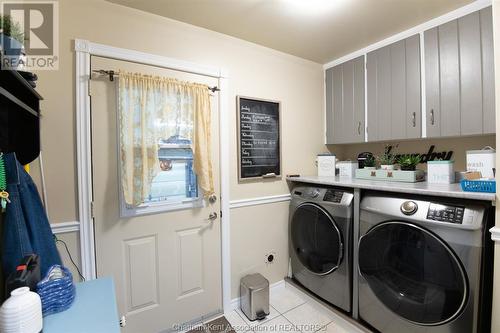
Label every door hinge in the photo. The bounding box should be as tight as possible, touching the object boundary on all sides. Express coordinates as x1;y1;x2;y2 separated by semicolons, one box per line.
90;201;95;219
220;210;222;218
88;70;93;96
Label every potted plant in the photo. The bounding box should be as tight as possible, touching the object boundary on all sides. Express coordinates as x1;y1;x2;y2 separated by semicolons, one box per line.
397;155;421;171
363;155;376;169
377;152;396;170
0;15;24;65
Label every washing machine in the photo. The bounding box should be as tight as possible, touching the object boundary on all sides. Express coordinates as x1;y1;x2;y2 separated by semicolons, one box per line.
358;192;493;333
289;185;354;313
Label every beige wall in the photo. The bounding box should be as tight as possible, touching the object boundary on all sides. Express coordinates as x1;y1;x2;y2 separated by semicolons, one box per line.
35;0;323;224
328;135;495;171
491;1;500;332
33;0;323;298
55;232;82;283
230;201;290;297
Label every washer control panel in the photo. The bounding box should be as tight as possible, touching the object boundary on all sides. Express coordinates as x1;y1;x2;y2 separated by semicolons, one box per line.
427;203;465;224
323;189;344;203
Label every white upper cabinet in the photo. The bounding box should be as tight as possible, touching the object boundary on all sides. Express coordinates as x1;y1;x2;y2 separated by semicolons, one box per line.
325;56;365;144
366;35;421;142
325;6;495;144
425;7;494;137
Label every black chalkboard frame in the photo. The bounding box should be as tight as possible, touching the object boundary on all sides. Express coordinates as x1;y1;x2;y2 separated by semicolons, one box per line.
237;96;282;182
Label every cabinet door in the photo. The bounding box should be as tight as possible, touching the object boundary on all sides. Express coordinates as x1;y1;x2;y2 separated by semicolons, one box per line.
326;57;365;144
425;27;441;137
349;56;365;143
367;35;421;141
459;11;482;135
390;40;407;140
367;46;391;141
405;35;421;138
332;64;343;143
481;6;495;134
366;49;379;141
343;59;355;142
325;67;334;143
439;20;461;137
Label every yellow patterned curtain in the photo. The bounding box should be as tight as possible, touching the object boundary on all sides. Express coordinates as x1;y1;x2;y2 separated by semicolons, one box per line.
118;71;214;207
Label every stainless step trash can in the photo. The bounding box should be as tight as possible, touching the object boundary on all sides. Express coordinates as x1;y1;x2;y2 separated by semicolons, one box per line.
240;273;269;321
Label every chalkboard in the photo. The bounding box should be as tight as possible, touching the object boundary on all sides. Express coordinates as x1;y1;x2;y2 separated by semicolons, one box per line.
237;96;281;181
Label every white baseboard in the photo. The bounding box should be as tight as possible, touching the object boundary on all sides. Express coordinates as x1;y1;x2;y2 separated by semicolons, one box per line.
226;279;285;313
51;221;80;234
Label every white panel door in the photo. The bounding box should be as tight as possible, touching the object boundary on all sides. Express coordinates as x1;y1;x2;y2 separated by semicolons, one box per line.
90;56;222;333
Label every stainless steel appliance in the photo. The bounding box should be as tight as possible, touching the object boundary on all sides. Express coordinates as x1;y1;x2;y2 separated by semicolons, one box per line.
358;192;493;333
289;185;354;312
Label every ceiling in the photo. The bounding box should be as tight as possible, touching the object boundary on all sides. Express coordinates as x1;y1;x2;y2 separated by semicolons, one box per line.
106;0;475;63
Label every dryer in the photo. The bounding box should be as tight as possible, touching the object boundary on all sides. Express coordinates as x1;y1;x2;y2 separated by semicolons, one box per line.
289;185;354;313
358;192;493;333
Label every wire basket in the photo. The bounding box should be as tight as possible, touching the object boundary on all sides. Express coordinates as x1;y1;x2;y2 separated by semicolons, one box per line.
460;179;496;193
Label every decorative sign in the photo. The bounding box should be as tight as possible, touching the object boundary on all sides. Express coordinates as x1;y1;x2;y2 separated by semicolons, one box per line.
386;145;453;163
237;96;281;181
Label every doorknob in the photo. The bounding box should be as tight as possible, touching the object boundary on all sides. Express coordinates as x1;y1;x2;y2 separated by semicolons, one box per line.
208;212;218;221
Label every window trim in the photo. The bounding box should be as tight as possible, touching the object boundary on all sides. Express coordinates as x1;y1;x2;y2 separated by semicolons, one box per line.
117;155;203;217
119;194;204;218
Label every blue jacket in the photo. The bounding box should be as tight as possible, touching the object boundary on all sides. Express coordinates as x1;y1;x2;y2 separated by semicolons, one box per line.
2;153;61;278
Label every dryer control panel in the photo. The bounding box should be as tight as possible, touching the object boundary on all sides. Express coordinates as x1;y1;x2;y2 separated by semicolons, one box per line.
323;189;343;203
427;203;465;224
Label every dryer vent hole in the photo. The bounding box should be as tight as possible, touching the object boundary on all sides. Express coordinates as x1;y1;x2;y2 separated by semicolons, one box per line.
265;253;276;264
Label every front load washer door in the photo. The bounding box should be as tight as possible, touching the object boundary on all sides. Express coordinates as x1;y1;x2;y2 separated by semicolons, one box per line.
291;203;343;275
358;221;468;326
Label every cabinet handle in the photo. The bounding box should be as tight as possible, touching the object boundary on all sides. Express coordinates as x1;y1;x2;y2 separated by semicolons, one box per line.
412;112;416;127
357;121;361;135
430;109;435;125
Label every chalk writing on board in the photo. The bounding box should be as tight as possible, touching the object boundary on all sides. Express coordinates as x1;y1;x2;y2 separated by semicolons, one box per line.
237;97;281;180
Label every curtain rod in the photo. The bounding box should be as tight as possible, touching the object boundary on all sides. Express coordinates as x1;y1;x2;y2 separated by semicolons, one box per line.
91;69;220;93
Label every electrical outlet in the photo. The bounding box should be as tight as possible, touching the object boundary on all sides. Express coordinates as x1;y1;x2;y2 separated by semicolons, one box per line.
265;251;276;264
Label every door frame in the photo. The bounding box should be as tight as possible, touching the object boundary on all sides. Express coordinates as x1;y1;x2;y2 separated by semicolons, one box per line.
73;39;232;311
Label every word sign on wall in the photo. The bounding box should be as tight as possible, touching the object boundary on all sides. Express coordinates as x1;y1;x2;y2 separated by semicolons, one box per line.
386;145;453;163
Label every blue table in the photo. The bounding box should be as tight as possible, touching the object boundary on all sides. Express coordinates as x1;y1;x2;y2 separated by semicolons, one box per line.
43;277;120;333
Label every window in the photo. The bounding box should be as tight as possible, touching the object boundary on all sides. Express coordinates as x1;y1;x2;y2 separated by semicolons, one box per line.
120;135;202;217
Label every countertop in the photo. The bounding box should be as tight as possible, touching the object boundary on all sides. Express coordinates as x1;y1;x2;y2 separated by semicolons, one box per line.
287;175;496;202
43;277;120;333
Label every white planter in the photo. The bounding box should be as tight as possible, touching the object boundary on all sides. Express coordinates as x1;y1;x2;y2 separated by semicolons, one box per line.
0;287;42;333
380;165;394;170
317;154;336;177
428;160;455;184
337;161;358;178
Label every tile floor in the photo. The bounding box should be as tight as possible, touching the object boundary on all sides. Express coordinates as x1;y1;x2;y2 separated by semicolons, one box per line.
224;284;368;333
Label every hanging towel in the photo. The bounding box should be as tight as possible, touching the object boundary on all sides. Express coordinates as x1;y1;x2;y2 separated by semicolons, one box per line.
1;153;61;278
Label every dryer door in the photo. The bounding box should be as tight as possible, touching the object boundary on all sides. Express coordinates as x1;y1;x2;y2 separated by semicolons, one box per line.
358;221;468;326
291;203;343;275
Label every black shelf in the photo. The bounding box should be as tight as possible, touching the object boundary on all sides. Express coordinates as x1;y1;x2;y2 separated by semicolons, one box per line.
0;70;42;164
